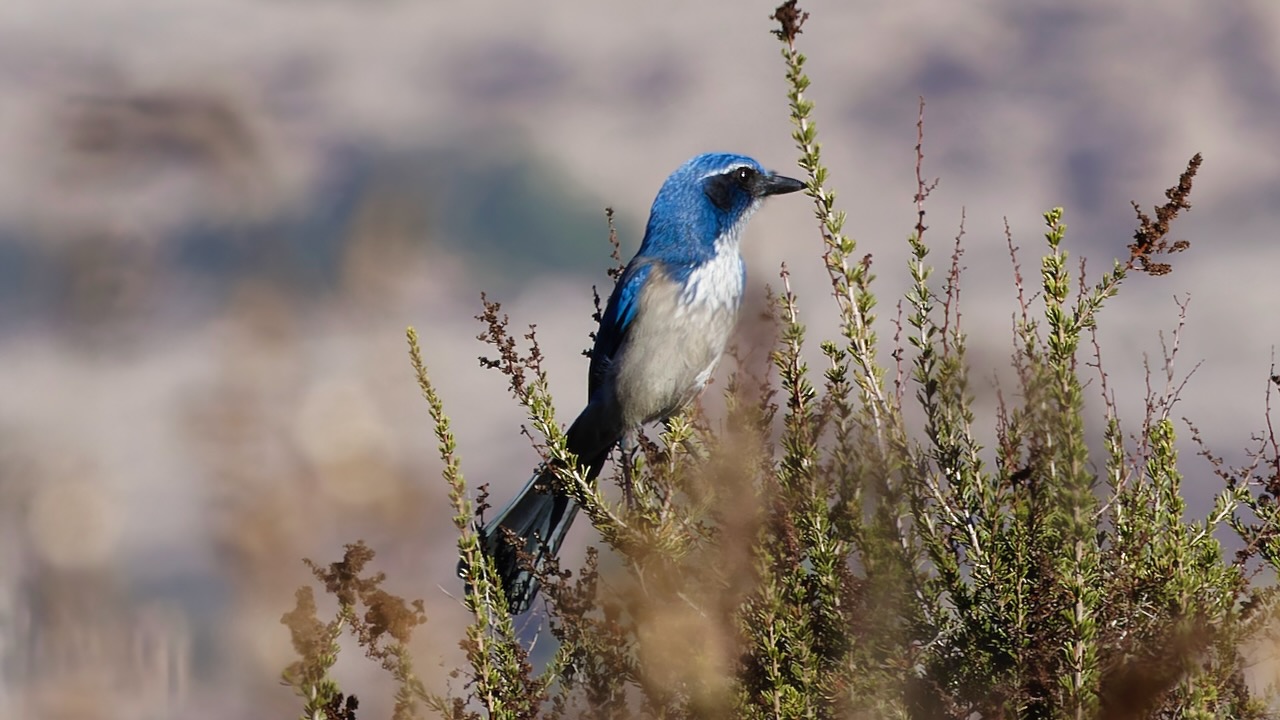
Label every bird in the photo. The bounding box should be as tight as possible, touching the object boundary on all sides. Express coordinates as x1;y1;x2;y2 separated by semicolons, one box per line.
472;152;805;614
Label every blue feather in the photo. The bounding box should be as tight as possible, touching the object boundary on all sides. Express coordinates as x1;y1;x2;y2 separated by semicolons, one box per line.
636;153;768;269
591;261;654;394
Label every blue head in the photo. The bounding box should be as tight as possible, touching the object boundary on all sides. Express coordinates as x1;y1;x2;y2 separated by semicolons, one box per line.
638;152;805;264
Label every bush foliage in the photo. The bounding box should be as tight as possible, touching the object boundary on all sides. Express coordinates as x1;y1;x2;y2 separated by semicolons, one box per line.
281;3;1280;718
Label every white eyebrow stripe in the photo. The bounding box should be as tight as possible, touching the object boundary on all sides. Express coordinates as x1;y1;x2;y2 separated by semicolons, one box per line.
696;163;754;181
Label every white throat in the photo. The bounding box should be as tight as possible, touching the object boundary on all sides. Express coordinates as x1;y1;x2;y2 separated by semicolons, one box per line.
678;207;756;315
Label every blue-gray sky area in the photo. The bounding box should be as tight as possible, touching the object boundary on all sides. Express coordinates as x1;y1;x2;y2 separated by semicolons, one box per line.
0;1;1278;717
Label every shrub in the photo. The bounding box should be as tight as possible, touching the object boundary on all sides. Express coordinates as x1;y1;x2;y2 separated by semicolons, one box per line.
282;3;1280;718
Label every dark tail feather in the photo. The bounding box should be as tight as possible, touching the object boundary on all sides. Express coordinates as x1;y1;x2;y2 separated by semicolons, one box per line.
472;466;579;614
458;452;607;613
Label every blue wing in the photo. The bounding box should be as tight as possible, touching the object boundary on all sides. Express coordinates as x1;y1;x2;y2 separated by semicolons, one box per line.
589;260;653;396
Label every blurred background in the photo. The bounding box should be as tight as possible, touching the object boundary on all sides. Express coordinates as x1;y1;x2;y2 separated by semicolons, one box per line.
0;1;1278;717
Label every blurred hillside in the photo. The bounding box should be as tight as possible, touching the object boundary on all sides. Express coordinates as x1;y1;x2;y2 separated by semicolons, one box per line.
0;1;1278;718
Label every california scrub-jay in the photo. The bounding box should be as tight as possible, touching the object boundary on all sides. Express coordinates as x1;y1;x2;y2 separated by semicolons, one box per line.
476;152;804;614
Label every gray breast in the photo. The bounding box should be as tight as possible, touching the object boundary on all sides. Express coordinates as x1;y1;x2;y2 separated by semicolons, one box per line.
609;264;742;428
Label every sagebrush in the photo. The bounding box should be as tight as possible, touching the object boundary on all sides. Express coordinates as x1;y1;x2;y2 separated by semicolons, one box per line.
281;3;1280;719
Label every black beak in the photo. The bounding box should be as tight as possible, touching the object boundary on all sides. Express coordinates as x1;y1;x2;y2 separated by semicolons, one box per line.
759;172;806;197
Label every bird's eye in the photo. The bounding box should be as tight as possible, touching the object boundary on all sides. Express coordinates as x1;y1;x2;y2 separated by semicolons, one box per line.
736;166;756;182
